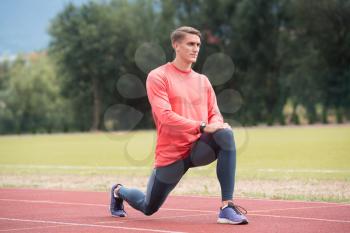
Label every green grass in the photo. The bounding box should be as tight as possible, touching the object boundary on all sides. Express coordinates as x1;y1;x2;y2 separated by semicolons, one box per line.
0;125;350;202
235;125;350;180
0;131;155;168
0;126;349;179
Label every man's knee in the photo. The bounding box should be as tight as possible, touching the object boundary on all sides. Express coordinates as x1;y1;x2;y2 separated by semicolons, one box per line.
215;128;233;136
144;206;159;216
213;128;235;151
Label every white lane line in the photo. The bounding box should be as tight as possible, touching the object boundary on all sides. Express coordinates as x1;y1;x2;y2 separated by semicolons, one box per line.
250;213;350;224
161;208;216;213
234;197;350;206
250;204;350;213
0;198;217;213
173;194;350;206
1;188;350;206
0;225;62;232
0;217;187;233
1;198;349;214
0;164;217;171
257;168;350;173
97;213;215;224
0;198;213;211
0;199;106;207
1;198;350;226
0;164;150;170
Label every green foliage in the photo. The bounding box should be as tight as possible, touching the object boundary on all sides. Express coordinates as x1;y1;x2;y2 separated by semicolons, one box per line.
1;0;350;134
231;0;287;125
49;0;165;131
291;0;350;123
0;55;73;134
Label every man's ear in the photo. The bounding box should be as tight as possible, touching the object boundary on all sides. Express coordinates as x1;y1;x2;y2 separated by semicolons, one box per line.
172;42;179;52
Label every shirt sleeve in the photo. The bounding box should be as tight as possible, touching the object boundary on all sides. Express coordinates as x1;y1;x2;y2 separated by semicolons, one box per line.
146;71;201;134
206;77;224;124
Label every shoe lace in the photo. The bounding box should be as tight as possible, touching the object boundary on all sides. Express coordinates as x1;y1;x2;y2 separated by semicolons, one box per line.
229;204;247;215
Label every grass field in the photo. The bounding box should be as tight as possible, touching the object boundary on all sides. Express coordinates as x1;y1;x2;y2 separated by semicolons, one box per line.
1;125;350;202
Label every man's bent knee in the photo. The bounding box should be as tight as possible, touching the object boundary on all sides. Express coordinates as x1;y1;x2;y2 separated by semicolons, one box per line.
213;128;235;151
144;207;159;216
215;127;232;134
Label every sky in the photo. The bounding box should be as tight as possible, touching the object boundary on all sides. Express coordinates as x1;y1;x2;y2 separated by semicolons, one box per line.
0;0;90;56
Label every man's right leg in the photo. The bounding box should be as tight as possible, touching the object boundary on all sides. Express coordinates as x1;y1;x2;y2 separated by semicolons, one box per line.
116;159;188;216
188;128;248;224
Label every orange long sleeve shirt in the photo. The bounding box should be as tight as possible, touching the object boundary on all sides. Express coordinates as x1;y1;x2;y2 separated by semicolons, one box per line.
146;62;223;167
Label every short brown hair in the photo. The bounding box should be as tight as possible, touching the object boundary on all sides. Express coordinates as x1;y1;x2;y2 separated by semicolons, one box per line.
170;26;201;43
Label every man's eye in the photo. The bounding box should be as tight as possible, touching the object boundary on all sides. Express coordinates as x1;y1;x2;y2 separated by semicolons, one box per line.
187;42;200;47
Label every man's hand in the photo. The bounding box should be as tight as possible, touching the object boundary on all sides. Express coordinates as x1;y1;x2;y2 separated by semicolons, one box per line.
203;122;232;133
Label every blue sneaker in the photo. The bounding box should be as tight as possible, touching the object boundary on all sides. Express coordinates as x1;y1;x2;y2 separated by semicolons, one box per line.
110;184;127;217
217;202;248;225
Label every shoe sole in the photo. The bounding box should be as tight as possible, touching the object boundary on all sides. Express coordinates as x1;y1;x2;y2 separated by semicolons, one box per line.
111;214;127;218
217;218;248;225
110;208;127;217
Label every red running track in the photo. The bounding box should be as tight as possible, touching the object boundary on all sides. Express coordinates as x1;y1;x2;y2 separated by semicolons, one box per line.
0;188;349;233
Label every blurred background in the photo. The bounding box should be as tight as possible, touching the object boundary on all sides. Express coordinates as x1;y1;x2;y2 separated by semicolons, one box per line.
0;0;349;202
1;0;349;133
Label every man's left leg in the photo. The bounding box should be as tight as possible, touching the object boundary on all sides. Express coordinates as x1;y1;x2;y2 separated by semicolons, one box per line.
110;157;190;217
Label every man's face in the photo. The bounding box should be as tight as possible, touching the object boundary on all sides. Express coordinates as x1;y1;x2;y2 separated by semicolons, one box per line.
173;33;201;64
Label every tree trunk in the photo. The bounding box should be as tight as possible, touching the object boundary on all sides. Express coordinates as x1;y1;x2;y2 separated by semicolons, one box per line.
91;78;101;131
336;107;343;124
322;105;328;124
291;102;300;125
306;104;317;124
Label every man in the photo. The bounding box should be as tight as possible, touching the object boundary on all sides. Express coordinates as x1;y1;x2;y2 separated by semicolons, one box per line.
110;26;248;225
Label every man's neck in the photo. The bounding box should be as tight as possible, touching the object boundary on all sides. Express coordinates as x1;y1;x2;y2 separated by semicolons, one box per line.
171;58;192;72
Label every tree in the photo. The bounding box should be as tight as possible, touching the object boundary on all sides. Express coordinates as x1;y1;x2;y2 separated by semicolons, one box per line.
230;0;291;125
0;54;71;134
0;59;13;133
49;0;160;131
293;0;350;123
